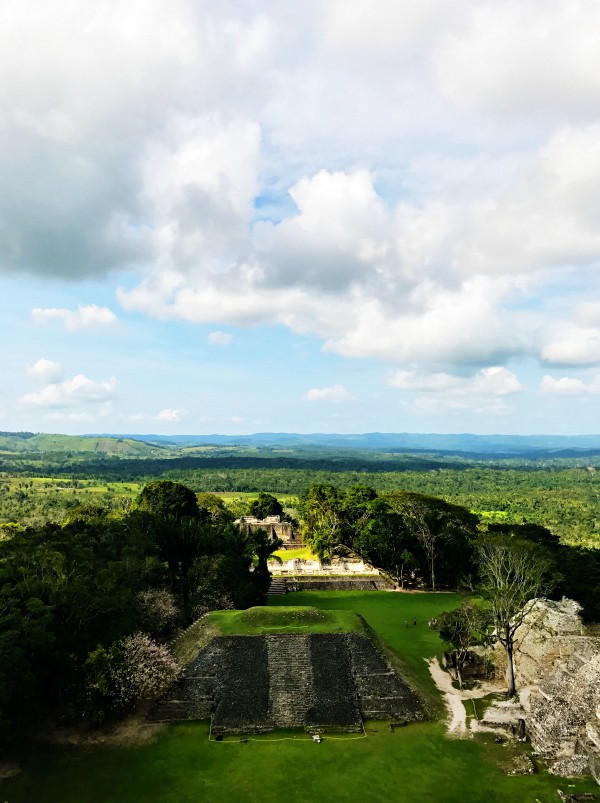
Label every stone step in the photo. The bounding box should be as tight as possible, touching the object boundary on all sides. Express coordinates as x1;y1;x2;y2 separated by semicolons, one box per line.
267;579;287;596
266;634;314;728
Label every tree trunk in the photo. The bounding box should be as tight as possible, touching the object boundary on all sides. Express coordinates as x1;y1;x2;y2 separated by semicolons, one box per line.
505;638;516;697
430;555;436;591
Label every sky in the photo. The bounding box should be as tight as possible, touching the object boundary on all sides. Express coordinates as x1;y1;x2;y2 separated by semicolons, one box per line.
2;0;600;436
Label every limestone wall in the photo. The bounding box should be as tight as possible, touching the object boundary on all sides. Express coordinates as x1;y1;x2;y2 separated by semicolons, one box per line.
269;557;379;576
502;597;600;780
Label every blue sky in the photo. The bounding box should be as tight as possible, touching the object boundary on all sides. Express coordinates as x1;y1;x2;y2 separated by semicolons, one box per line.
2;0;600;436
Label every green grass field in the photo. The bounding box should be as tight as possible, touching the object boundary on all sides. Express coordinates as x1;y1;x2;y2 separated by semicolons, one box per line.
273;546;315;560
207;606;366;635
1;591;597;802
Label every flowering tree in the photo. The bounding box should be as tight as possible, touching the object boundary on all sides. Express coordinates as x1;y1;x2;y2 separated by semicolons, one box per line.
84;632;179;719
136;588;178;635
111;632;180;708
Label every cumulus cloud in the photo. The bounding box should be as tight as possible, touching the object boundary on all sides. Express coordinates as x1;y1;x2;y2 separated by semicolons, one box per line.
541;326;600;366
4;0;600;406
208;331;233;346
21;374;117;408
27;358;63;383
32;305;117;330
155;408;183;422
388;366;523;414
303;384;351;402
541;374;600;396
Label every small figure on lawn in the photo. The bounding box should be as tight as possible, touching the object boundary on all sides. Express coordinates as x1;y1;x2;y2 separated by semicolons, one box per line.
404;620;408;628
413;616;417;626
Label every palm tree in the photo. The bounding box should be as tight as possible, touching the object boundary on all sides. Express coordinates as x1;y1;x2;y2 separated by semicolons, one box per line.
250;527;283;594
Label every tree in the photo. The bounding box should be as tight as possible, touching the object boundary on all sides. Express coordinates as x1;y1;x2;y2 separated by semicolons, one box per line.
351;500;418;587
477;535;555;697
437;603;491;688
196;493;235;525
248;492;283;520
249;527;283;594
135;481;199;521
298;485;345;561
384;492;477;590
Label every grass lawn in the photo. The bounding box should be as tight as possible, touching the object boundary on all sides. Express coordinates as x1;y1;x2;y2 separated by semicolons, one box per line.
272;545;315;561
1;591;597;803
207;605;366;635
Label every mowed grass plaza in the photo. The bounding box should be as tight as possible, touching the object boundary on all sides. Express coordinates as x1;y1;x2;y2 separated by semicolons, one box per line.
2;591;597;803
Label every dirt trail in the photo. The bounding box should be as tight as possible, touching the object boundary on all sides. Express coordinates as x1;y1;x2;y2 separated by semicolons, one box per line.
426;658;505;736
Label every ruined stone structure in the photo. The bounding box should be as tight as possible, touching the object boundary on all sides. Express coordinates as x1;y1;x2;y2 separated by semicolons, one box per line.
267;552;394;590
493;598;600;782
149;633;423;734
236;515;300;548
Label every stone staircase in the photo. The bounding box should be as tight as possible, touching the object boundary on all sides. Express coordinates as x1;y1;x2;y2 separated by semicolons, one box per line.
266;634;314;728
148;640;223;722
266;578;287;596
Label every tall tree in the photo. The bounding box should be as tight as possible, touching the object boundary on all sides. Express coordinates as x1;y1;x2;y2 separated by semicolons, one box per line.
298;485;345;561
384;492;477;590
135;480;199;521
477;535;554;697
248;492;283;520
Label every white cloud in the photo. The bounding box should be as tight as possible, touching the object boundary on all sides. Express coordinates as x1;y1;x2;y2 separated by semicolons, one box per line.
32;305;117;330
437;0;600;117
541;327;600;366
155;408;183;422
388;366;523;414
5;0;600;420
128;412;145;421
303;384;350;402
540;374;600;396
208;330;233;346
21;374;117;408
27;358;63;383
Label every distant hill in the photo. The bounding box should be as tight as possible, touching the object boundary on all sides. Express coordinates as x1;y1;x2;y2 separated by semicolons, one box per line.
0;432;165;456
4;430;600;459
97;431;600;458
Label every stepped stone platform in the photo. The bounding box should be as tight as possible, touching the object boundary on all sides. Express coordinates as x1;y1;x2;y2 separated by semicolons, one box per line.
150;632;423;734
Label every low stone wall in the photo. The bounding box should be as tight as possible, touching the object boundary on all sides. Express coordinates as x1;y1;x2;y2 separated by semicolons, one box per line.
270;558;379;576
286;577;394;592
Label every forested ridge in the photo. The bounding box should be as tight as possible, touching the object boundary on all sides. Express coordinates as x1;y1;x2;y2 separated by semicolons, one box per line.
3;452;600;545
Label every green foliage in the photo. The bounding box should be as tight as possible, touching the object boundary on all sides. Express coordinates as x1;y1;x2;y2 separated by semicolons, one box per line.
247;492;283;519
135;480;199;521
436;602;491;687
0;479;259;748
248;526;282;594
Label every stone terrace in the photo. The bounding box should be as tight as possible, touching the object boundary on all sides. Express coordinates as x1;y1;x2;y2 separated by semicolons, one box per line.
151;632;423;735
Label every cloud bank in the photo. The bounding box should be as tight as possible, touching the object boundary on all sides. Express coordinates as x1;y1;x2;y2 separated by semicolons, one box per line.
2;1;600;423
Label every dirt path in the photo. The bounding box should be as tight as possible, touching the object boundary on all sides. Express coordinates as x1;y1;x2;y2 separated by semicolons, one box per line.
426;658;505;736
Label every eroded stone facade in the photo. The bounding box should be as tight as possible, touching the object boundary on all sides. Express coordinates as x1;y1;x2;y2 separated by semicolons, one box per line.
235;515;300;548
501;598;600;782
